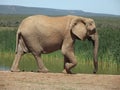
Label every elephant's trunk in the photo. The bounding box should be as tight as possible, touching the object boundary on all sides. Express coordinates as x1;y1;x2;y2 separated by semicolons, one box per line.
88;32;99;73
92;33;99;73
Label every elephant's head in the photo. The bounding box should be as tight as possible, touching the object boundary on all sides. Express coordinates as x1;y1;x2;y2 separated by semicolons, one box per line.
70;17;99;73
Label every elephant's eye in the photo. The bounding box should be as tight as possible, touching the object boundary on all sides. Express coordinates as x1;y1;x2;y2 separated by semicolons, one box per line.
89;23;92;26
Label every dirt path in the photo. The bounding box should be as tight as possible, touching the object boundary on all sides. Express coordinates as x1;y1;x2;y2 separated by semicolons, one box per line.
0;71;120;90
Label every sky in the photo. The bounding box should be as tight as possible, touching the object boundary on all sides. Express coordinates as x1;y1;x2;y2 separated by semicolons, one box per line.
0;0;120;15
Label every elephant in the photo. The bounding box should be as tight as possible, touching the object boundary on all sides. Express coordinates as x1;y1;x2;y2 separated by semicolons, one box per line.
11;15;99;74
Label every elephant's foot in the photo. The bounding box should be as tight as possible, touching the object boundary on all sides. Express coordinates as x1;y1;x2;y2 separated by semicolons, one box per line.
64;63;73;74
62;69;72;74
37;68;49;73
11;68;20;72
62;69;67;73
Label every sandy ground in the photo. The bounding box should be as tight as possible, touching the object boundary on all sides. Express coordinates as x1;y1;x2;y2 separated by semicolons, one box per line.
0;71;120;90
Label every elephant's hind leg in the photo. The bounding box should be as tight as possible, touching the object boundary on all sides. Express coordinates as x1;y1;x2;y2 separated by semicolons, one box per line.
11;42;25;72
11;33;27;72
11;52;23;72
33;54;49;73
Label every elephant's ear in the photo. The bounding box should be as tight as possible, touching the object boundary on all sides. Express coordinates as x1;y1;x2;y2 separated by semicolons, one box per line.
70;18;87;40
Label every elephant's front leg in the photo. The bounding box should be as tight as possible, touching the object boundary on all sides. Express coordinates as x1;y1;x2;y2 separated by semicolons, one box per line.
33;54;49;73
62;56;71;74
62;51;77;74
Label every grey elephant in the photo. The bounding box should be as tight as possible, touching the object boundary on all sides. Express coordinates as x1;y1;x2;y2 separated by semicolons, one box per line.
11;15;99;74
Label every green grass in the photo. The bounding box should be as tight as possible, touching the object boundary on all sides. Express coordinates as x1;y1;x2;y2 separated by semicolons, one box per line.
0;14;27;27
0;15;120;74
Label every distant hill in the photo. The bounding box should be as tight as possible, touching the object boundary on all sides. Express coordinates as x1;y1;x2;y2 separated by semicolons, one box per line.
0;5;119;17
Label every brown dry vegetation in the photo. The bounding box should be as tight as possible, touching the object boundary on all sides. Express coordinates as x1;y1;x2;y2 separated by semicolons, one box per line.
0;71;120;90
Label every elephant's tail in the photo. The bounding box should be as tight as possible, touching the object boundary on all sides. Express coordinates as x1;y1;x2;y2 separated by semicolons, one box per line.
15;31;28;53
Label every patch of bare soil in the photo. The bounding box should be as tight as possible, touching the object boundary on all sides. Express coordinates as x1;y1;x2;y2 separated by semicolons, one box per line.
0;71;120;90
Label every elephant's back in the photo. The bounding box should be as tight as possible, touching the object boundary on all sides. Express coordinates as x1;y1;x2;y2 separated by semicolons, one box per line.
21;15;69;23
18;15;70;34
